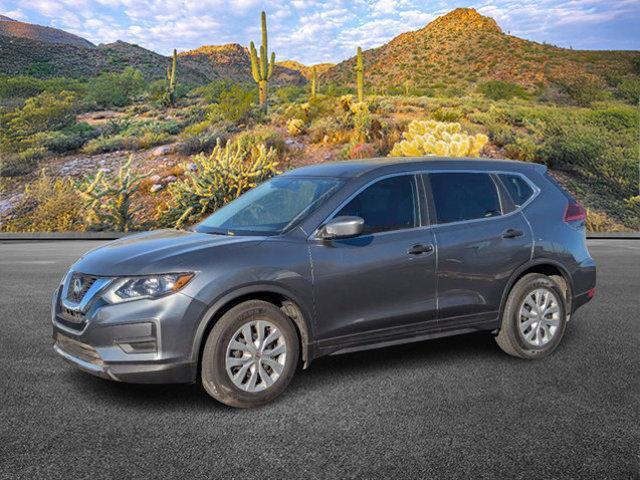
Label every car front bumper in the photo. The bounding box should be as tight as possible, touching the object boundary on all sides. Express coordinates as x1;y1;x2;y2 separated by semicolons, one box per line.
51;285;207;384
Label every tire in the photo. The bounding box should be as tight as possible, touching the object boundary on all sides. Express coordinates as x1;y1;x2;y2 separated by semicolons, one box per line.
495;273;567;359
201;300;299;408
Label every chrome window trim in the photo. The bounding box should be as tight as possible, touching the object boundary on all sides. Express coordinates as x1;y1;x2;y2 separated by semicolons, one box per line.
310;168;540;239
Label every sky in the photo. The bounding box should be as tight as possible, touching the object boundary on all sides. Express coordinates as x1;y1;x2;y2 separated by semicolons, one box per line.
1;0;639;64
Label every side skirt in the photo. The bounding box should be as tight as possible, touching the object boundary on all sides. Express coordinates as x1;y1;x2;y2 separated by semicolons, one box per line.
312;314;499;359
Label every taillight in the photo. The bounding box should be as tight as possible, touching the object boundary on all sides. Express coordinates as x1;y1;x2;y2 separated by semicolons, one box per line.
564;201;587;223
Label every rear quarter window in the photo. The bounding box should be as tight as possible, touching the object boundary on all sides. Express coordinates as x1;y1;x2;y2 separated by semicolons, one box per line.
498;174;534;207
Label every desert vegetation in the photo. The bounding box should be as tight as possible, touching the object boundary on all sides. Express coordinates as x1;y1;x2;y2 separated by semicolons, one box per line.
0;9;638;232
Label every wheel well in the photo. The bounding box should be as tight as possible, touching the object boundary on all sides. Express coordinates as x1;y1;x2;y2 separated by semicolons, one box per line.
509;263;572;309
196;292;311;378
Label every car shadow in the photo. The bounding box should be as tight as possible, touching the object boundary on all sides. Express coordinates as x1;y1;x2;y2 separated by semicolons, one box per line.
63;331;499;410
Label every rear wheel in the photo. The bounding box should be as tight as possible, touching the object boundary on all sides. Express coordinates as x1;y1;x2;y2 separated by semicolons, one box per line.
201;300;299;408
495;273;567;359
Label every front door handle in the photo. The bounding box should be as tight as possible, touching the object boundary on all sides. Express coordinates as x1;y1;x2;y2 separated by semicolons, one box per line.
407;243;434;255
502;228;524;239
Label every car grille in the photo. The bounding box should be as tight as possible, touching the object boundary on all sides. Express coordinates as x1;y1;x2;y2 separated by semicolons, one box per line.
57;305;87;331
66;273;99;304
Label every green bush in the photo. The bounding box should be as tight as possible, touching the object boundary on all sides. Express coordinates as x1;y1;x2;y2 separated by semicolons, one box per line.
43;122;99;153
0;91;77;172
556;77;608;106
85;68;145;108
478;80;528;100
615;78;640;104
0;75;86;101
207;84;256;123
176;121;237;155
191;80;237;103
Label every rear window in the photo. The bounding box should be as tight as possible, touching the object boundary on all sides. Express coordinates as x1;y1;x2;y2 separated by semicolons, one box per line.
429;173;501;224
498;174;534;207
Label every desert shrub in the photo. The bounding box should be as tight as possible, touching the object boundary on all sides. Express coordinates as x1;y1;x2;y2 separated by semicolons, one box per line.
615;79;640;104
389;120;488;157
191;79;237;103
556;76;608;106
287;118;305;136
85;67;145;108
586;105;638;131
0;91;77;173
43;122;99;153
539;118;604;170
76;156;146;231
234;126;286;157
206;84;256;123
478;80;528;100
431;106;463;122
0;75;86;101
346;142;376;159
585;209;627;232
82;119;181;154
308;116;351;144
350;102;371;143
0;153;35;177
158;139;279;227
0;171;82;232
176;121;237;155
273;85;307;103
503;136;539;162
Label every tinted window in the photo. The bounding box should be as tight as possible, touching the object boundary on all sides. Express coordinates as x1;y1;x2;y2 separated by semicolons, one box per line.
336;175;418;234
499;174;534;207
430;173;501;224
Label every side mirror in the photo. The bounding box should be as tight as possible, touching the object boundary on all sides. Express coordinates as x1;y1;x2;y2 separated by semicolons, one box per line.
317;216;364;240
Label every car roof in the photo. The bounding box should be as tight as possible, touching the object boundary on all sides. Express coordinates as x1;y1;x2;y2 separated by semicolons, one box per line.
282;157;546;178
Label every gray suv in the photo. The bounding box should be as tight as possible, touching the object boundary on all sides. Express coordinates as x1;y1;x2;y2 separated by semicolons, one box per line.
52;158;596;408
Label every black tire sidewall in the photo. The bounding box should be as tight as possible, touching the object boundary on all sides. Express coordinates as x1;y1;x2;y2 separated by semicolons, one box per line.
506;275;567;358
201;301;299;408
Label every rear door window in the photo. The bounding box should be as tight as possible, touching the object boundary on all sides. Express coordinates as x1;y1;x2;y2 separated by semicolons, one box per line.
429;172;501;224
498;174;534;207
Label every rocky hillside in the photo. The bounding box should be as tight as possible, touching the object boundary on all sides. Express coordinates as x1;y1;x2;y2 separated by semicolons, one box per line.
0;19;305;86
180;44;306;86
322;8;640;90
0;15;94;48
277;60;334;80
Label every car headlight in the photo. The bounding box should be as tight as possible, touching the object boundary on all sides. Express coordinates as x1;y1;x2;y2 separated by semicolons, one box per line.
102;273;194;304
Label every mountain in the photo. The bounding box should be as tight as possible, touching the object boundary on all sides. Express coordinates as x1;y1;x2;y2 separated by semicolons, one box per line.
277;60;334;80
322;8;640;91
0;16;94;48
0;18;306;86
180;44;306;86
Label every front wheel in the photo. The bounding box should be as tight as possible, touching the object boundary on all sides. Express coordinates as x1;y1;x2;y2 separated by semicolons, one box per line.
201;300;299;408
495;273;567;359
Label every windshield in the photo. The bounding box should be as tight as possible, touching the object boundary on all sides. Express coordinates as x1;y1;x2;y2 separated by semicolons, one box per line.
195;176;343;236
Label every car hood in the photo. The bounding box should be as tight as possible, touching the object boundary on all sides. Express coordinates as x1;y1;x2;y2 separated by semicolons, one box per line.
71;229;263;276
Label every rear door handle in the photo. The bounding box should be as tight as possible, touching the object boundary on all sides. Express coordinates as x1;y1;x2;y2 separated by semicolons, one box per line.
502;228;524;239
407;243;434;255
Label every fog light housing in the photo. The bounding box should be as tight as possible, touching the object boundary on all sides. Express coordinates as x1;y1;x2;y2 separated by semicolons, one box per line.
118;340;157;354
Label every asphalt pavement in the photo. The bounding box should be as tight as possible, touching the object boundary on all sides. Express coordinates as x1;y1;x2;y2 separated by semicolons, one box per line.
0;239;638;479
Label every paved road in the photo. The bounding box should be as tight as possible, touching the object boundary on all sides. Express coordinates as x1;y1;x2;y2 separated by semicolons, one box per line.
0;240;638;479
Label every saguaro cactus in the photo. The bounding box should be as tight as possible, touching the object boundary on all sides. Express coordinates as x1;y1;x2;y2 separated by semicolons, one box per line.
249;11;275;110
355;46;364;102
165;48;178;106
310;66;317;99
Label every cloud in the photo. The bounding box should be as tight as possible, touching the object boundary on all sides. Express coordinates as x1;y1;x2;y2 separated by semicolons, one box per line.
3;0;639;62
